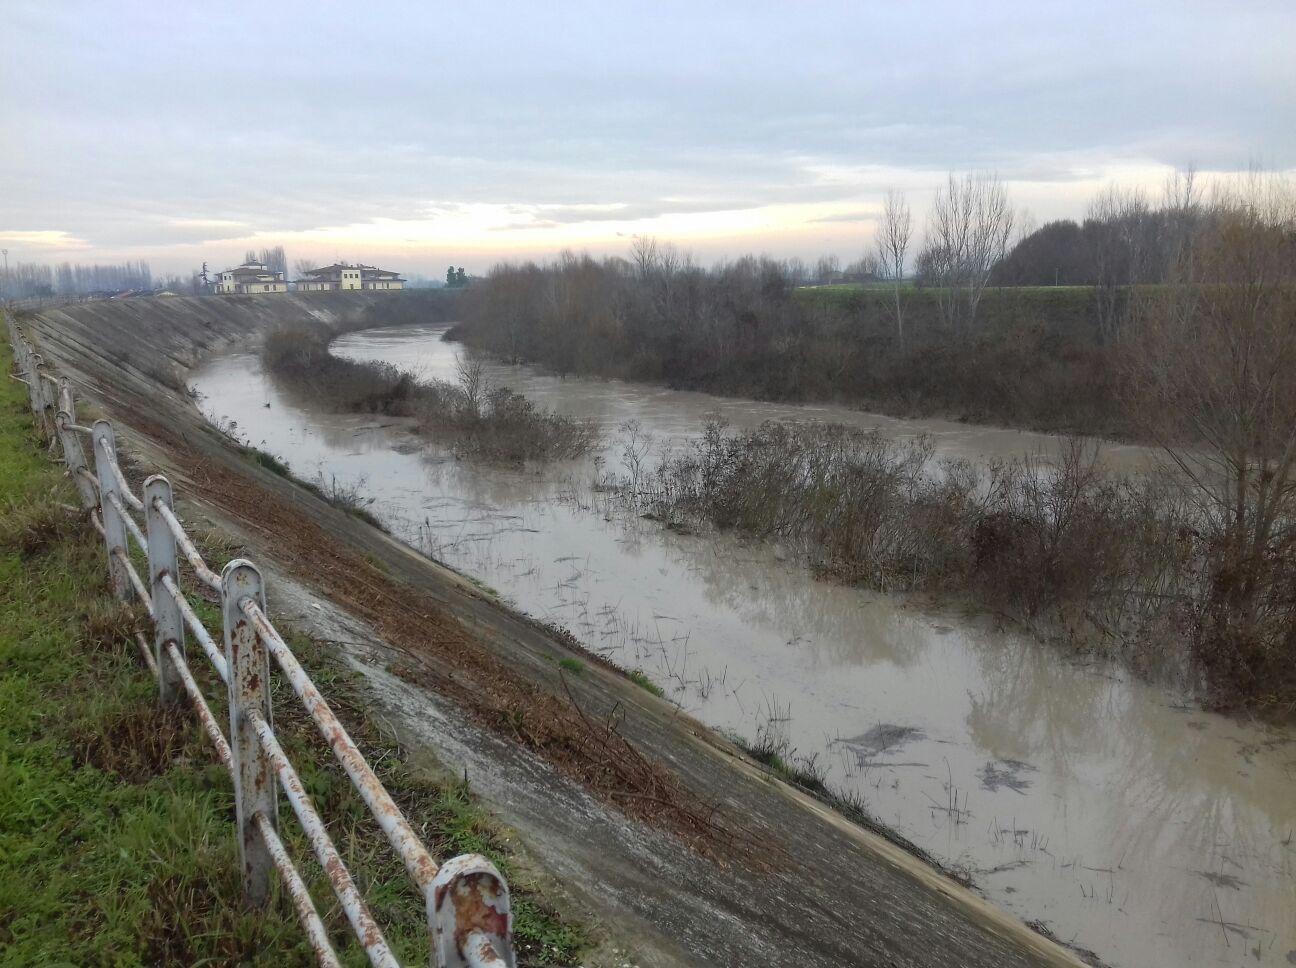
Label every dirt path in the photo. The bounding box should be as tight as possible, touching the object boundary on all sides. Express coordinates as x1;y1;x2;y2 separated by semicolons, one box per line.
20;295;1089;967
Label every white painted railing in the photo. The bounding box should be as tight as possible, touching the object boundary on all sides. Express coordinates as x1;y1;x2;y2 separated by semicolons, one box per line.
5;314;515;968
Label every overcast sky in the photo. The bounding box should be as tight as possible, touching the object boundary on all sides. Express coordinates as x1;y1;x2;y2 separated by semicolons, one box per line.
2;0;1292;276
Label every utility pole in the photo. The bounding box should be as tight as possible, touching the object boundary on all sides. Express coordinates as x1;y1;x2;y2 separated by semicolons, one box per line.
2;248;8;306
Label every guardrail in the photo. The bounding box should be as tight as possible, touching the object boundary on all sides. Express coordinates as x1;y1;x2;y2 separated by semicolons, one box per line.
4;314;517;968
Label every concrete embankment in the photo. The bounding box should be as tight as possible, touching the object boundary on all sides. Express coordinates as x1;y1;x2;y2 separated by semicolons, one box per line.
17;293;1081;968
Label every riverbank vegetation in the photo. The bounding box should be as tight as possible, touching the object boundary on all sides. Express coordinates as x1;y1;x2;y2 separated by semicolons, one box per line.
0;339;585;965
262;325;598;462
457;245;1127;437
566;173;1293;710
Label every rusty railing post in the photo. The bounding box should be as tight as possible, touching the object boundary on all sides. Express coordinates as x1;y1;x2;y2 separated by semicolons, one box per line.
145;475;184;702
222;558;276;907
431;854;516;968
93;420;129;601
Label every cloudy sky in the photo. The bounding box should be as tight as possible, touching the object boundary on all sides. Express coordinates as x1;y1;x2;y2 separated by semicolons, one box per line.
2;0;1292;276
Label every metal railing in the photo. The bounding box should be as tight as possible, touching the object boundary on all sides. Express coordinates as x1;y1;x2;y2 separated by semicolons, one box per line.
5;314;516;968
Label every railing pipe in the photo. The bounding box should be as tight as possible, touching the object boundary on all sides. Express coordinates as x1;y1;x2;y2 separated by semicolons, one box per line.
106;489;148;552
247;706;402;968
154;497;222;590
134;630;160;679
95;432;144;511
253;812;343;968
113;548;154;618
242;598;440;893
168;642;233;768
161;573;228;683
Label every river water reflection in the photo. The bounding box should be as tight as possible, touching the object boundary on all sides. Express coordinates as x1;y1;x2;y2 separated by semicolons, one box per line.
192;323;1295;968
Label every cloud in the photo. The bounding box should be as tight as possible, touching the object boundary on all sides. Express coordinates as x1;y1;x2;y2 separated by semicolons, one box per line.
1;0;1291;272
0;229;88;249
807;210;880;224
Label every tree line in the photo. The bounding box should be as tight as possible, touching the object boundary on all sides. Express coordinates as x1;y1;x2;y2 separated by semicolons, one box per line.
1;259;154;299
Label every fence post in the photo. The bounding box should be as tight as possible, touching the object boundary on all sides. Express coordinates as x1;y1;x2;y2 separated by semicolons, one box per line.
222;558;276;908
92;420;129;601
31;356;57;439
431;854;516;968
145;475;184;703
16;340;43;419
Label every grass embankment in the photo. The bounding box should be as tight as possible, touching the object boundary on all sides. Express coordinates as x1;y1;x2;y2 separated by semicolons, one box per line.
262;326;599;463
0;340;584;966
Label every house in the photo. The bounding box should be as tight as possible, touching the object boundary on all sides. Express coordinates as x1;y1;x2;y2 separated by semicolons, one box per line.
214;261;288;294
295;263;406;292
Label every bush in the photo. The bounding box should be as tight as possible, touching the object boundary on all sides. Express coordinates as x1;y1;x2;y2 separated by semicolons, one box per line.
262;325;600;462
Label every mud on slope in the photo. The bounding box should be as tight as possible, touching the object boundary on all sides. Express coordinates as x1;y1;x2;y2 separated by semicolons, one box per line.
18;295;1084;968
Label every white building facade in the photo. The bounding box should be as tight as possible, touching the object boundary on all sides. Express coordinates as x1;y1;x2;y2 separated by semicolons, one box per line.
213;262;289;294
295;263;406;291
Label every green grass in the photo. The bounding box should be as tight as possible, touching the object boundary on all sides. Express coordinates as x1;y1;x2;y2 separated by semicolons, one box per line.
556;657;584;675
0;336;585;966
628;669;664;698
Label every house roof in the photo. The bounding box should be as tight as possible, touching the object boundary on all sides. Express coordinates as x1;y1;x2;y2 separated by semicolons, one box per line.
301;262;402;278
221;264;279;278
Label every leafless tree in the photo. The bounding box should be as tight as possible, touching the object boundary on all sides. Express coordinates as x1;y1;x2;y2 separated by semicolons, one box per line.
1161;164;1203;269
1087;184;1153;341
918;173;1014;332
258;245;288;277
814;254;841;284
293;258;318;277
455;353;487;416
1128;170;1296;693
875;189;912;348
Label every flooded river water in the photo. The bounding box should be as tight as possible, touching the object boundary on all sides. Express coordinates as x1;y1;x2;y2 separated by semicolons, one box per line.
192;323;1295;968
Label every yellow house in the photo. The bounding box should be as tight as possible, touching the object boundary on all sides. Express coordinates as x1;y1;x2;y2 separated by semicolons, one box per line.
213;261;288;294
295;263;406;291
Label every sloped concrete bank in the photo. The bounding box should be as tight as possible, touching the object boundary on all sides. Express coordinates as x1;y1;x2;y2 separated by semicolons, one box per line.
18;294;1079;968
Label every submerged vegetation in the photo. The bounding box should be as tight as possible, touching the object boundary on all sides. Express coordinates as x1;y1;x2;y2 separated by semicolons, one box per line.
263;325;599;462
614;420;1193;677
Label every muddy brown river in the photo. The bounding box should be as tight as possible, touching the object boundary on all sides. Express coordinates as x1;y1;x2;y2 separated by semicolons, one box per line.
193;323;1295;968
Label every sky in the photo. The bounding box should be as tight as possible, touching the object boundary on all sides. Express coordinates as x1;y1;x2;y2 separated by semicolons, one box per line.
1;0;1293;277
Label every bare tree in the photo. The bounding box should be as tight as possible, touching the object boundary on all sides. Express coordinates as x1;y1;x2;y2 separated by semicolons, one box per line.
814;254;841;284
1086;184;1153;341
293;258;318;277
875;189;912;348
918;173;1014;332
1128;170;1296;694
258;245;288;277
455;353;487;416
1161;164;1203;269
